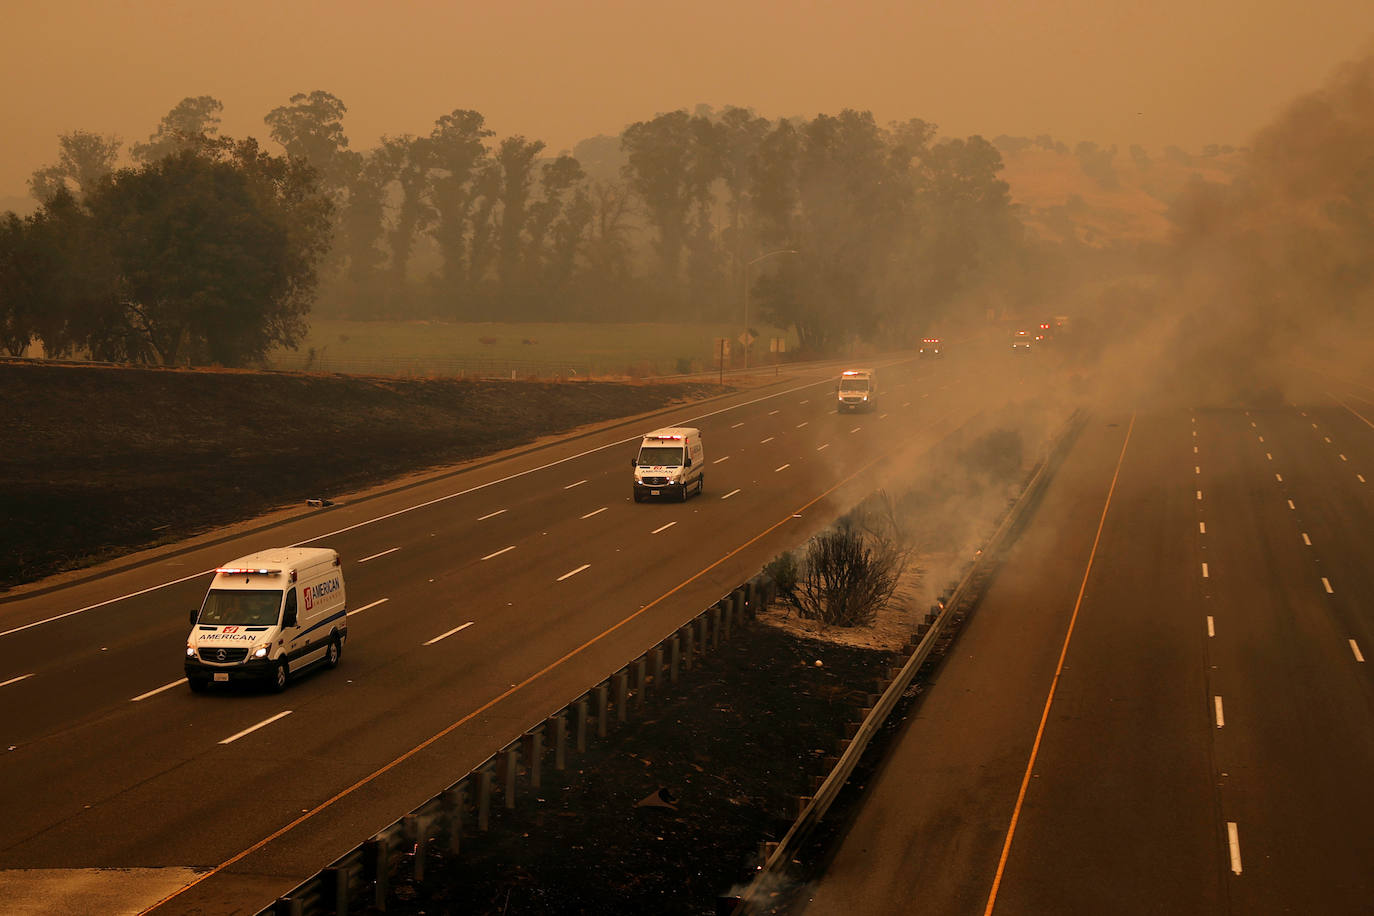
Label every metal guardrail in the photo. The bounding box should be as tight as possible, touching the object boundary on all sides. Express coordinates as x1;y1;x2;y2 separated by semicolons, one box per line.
730;407;1087;913
255;575;777;916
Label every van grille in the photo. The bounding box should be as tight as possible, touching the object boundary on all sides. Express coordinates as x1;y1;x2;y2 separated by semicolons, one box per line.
199;647;249;664
640;476;671;485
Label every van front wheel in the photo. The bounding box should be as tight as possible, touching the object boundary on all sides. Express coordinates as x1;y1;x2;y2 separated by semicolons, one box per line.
325;635;342;669
271;660;289;692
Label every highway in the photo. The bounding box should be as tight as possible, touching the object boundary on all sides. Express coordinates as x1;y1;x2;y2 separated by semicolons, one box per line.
798;371;1374;915
0;348;1045;914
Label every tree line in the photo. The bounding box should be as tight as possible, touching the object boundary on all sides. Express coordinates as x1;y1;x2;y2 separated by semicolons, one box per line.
2;93;1026;366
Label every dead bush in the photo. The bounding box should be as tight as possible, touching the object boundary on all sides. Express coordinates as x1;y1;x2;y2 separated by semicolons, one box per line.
784;495;909;628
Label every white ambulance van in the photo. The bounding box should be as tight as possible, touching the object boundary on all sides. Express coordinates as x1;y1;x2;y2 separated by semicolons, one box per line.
185;547;347;692
836;368;876;412
632;427;705;502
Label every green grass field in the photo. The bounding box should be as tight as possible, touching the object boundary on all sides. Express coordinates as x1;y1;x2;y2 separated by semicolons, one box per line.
267;320;797;377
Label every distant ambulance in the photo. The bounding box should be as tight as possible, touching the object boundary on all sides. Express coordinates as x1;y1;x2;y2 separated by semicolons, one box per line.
632;427;705;502
185;547;347;692
836;369;876;412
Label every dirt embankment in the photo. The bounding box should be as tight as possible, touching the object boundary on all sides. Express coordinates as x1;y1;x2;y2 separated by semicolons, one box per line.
0;361;722;590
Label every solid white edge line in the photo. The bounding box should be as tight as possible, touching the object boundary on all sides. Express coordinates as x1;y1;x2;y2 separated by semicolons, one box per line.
477;509;507;521
423;621;475;646
557;564;589;582
220;710;292;745
721;489;741;500
651;522;677;534
1207;616;1215;637
816;443;829;451
482;545;517;561
768;410;781;415
357;547;401;563
796;422;808;428
563;479;587;490
1;673;36;689
348;598;388;617
131;678;188;702
760;437;774;444
1351;640;1365;663
712;456;730;464
1214;696;1225;727
849;427;861;433
1228;822;1243;874
581;507;608;519
3;366;904;640
1322;577;1334;594
775;464;790;472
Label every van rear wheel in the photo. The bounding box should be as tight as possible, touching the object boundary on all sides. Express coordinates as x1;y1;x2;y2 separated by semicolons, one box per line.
271;660;289;692
325;635;342;669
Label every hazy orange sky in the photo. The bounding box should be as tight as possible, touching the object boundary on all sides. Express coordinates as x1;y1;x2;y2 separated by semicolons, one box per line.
2;0;1371;201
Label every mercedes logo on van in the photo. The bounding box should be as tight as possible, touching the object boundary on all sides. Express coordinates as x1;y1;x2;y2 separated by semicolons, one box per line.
216;648;227;662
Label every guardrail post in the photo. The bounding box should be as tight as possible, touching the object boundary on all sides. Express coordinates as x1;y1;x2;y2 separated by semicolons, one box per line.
365;835;389;910
595;682;609;738
322;865;349;915
670;636;681;683
404;814;432;884
683;624;695;671
273;896;303;916
503;744;520;809
477;766;493;832
443;783;466;855
722;597;734;641
709;606;721;650
634;657;648;711
614;669;629;723
524;726;544;789
550;712;567;771
575;697;588;751
650;646;664;687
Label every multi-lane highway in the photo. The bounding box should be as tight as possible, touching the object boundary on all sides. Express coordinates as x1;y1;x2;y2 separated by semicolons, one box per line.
0;347;1050;914
799;371;1374;915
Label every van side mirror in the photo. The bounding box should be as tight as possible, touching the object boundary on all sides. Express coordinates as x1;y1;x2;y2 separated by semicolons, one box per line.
630;457;637;467
685;457;692;467
283;607;298;628
189;609;199;627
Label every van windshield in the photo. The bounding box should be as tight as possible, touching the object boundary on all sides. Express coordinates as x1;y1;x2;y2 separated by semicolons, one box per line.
638;446;684;467
840;379;870;392
197;589;283;626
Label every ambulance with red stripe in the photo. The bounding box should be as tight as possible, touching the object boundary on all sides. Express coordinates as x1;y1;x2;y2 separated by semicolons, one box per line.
185;547;347;692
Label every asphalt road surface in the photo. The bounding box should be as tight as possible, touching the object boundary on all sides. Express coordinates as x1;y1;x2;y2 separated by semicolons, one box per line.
0;345;1055;915
799;372;1374;915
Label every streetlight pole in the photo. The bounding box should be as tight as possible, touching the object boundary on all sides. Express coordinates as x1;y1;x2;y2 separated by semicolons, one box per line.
743;248;797;369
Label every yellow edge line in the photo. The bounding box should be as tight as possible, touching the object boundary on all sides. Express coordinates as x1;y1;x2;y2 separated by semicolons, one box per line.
142;425;920;913
983;411;1136;915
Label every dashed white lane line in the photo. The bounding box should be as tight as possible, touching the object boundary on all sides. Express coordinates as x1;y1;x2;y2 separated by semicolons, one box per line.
880;413;889;419
1302;532;1312;546
1312;422;1319;429
651;521;677;534
348;598;389;617
131;678;188;702
1258;436;1264;443
799;399;809;405
1250;421;1257;428
1322;577;1334;594
557;564;590;582
1192;430;1197;438
731;422;745;429
1207;616;1215;637
850;427;862;434
1287;499;1296;509
1340;454;1347;461
1197;490;1203;501
581;507;608;519
1214;696;1225;727
1194;446;1198;454
816;443;830;451
721;488;741;500
482;545;517;561
220;710;292;745
2;673;37;689
713;456;730;464
768;409;781;416
1199;521;1206;534
1360;474;1367;484
1202;562;1210;578
564;479;587;490
1275;473;1283;483
1266;453;1272;460
1195;466;1201;474
760;437;775;444
1352;640;1366;663
1228;823;1243;874
423;621;474;646
775;464;791;472
796;422;809;429
902;401;911;407
358;547;401;563
477;509;507;521
1324;436;1332;443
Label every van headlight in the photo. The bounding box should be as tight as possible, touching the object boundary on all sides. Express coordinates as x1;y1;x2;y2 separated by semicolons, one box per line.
252;645;270;659
186;644;197;658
